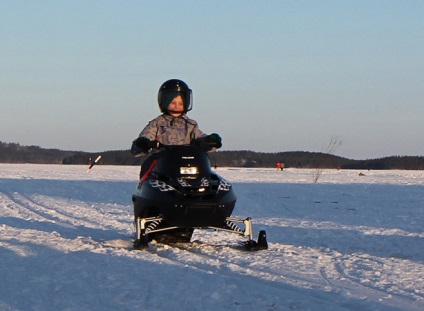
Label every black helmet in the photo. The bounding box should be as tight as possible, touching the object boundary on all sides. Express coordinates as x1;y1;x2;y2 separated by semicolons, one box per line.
157;79;193;113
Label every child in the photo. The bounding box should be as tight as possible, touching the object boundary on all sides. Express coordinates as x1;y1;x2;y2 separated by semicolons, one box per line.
131;79;221;178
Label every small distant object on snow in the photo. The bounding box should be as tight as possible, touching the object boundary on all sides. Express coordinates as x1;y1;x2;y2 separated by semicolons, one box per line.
359;172;366;176
276;162;284;171
87;155;102;172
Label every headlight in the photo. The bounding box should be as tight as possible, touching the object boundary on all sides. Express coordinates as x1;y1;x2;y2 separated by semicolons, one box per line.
180;166;198;175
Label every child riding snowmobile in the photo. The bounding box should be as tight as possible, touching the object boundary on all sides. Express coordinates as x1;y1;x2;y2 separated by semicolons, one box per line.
130;79;267;250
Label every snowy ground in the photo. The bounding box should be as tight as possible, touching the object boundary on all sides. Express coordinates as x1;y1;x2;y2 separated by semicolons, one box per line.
0;164;423;311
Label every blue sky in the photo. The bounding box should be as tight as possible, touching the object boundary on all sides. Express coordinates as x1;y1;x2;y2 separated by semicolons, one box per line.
1;1;423;160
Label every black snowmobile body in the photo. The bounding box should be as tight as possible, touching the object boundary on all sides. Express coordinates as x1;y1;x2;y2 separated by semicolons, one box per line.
132;144;267;250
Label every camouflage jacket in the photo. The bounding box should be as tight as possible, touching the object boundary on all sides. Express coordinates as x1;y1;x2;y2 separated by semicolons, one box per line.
132;114;207;157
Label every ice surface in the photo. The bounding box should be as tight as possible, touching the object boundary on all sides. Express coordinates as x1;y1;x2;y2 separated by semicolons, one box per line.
1;164;423;310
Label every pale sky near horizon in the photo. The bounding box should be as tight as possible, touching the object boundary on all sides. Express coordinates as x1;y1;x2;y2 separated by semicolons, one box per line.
1;1;423;160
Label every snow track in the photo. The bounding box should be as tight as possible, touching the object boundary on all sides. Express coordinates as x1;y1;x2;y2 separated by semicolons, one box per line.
1;164;423;311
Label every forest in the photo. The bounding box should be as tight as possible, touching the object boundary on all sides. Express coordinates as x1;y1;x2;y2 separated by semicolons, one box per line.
1;141;424;170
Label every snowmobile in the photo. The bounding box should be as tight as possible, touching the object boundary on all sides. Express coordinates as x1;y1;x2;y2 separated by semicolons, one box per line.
131;141;268;251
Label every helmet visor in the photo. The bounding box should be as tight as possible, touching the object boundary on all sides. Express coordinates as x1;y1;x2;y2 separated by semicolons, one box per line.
160;90;192;113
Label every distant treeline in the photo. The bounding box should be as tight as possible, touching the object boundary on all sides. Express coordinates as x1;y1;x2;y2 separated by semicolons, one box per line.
1;141;424;170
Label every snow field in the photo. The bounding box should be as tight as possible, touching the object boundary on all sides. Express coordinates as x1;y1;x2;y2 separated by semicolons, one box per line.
0;164;423;310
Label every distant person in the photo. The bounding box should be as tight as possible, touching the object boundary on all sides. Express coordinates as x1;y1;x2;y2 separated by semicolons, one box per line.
276;162;282;171
131;79;222;179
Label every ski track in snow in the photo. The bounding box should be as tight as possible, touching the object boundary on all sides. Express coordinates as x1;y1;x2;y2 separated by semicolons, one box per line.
0;164;423;311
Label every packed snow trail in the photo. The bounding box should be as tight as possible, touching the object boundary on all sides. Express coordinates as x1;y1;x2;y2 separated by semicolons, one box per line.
0;164;423;310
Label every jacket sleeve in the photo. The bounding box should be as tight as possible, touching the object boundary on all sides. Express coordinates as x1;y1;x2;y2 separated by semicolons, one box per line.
139;118;160;140
191;125;207;141
130;118;160;157
190;122;221;153
186;118;206;141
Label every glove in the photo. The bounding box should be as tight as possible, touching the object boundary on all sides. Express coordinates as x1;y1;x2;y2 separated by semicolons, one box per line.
132;137;151;153
206;133;222;148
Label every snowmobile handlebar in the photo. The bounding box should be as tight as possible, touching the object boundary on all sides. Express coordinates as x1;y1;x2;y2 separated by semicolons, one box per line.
147;140;162;149
147;136;221;150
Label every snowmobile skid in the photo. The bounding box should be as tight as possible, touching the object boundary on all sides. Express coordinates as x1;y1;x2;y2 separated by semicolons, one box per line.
132;143;268;251
133;216;268;251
